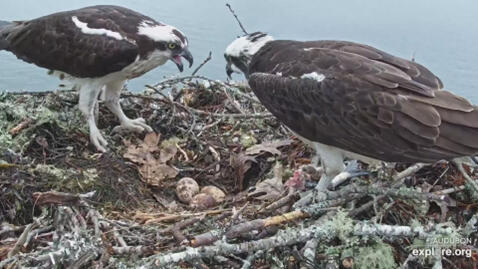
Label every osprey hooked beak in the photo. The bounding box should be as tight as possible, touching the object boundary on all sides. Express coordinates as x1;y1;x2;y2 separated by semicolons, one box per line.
226;61;234;79
225;58;248;79
171;48;194;72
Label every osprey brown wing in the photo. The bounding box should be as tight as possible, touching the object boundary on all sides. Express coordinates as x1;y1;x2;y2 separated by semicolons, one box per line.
251;40;443;92
2;6;145;78
248;47;478;163
302;40;444;90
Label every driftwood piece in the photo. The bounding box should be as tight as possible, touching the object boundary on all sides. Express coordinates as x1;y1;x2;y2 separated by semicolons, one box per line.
192;210;308;247
32;190;95;206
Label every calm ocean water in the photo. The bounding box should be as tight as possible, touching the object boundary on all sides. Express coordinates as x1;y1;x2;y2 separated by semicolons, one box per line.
1;0;477;102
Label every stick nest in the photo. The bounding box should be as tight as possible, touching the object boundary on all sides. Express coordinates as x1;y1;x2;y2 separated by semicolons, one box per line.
0;76;477;268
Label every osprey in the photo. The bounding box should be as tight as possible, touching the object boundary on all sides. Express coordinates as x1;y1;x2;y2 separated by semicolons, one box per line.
225;32;478;191
0;5;193;152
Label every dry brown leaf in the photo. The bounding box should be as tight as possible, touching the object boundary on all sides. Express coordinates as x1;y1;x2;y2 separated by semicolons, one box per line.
160;138;179;163
123;144;153;164
230;153;257;190
143;132;161;152
248;163;285;201
245;139;293;156
124;133;179;186
123;133;161;164
139;162;178;187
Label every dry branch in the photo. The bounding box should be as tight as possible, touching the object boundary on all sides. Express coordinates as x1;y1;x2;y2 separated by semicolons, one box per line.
192;197;351;248
226;3;248;35
7;222;37;258
392;163;427;181
149;220;461;267
32;190;95;206
191;51;212;76
192;210;308;247
145;84;272;119
9;118;33;136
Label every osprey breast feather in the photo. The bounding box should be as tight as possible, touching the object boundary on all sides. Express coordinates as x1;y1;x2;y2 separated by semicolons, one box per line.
0;5;194;152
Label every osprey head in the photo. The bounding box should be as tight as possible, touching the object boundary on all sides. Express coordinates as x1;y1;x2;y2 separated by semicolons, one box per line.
224;32;274;78
137;21;193;72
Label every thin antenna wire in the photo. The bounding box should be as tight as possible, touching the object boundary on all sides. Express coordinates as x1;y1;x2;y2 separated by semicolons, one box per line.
226;3;249;35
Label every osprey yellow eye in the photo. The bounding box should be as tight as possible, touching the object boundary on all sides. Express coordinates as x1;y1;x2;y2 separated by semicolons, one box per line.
168;43;177;49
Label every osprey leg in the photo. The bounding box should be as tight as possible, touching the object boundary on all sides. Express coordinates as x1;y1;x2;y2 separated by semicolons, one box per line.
103;80;153;134
78;83;108;152
314;143;345;191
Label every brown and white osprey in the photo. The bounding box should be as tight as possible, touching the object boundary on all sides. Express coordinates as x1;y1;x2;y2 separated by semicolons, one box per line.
0;5;193;152
225;32;478;191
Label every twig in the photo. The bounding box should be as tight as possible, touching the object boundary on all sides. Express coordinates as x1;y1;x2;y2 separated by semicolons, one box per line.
229;202;250;225
392;163;427;181
87;209;102;236
349;163;429;217
262;192;299;213
454;160;478;195
0;257;17;268
191;210;308;247
32;190;95;206
145;84;272;119
66;253;97;269
296;179;453;210
9;118;33;136
112;246;154;255
7;222;37;258
0;224;25;237
23;225;53;248
241;250;263;269
191;51;212;76
6;89;75;96
113;229;128;247
222;85;248;115
151;74;228;89
168;217;202;243
401;253;419;269
328;183;453;205
191;198;345;248
348;198;377;217
150;220;459;267
301;239;318;268
432;180;478;195
149;74;262;104
226;4;248;35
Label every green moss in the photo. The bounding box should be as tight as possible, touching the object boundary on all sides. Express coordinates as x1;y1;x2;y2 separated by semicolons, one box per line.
465;180;478;202
160;136;181;148
240;133;257;148
319;212;396;268
355;241;397;269
32;164;99;191
0;92;87;153
323;210;355;242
